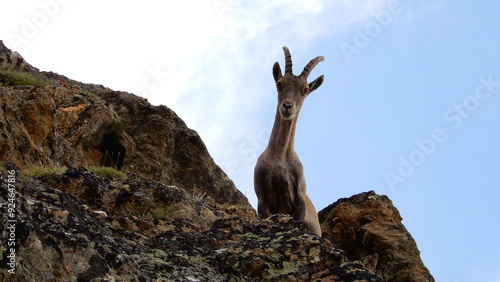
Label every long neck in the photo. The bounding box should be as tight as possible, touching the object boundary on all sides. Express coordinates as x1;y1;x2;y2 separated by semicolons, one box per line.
266;108;299;160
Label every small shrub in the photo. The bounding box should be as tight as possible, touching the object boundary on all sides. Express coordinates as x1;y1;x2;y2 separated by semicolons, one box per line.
0;69;47;86
191;191;207;203
234;204;255;211
88;166;127;181
149;207;169;219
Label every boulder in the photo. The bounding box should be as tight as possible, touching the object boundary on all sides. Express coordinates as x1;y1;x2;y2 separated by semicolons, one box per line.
319;190;435;282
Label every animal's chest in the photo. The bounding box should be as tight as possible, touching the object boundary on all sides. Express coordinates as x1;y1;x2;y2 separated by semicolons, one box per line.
265;162;301;194
260;161;301;214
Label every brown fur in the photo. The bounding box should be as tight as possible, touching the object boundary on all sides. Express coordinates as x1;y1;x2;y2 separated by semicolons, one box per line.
254;46;324;236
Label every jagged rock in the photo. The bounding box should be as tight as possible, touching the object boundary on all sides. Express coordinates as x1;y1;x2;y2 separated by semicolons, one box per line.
319;190;435;282
0;164;382;281
0;43;39;74
94;90;245;206
0;85;115;168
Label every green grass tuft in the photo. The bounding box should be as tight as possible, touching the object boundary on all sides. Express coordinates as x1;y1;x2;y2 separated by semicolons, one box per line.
0;69;47;86
23;167;66;178
88;166;127;181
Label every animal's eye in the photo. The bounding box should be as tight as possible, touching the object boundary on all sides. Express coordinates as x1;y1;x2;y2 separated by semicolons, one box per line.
276;82;282;90
303;88;310;95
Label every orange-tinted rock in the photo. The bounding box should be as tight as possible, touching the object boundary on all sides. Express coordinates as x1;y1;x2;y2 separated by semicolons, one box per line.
319;190;435;282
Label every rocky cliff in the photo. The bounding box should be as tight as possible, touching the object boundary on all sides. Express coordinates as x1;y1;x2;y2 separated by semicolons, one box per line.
0;41;245;206
0;41;433;281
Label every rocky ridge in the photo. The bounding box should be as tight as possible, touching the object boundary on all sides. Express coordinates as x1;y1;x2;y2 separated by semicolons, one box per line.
0;41;433;281
0;164;384;281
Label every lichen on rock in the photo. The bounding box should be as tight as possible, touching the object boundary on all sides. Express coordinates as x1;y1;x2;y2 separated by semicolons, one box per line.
0;164;383;281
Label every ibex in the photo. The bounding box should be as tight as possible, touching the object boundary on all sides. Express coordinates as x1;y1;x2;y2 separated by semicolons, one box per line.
254;46;324;236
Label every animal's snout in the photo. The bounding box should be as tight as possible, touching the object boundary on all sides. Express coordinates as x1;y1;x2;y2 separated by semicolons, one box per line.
282;102;293;111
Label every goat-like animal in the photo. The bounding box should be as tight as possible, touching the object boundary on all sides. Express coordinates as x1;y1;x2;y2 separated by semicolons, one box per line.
254;46;324;236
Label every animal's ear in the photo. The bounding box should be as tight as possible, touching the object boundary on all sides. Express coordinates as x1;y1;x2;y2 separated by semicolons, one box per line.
309;75;324;93
273;62;282;82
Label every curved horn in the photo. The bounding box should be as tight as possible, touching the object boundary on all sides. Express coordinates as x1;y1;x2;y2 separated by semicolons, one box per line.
283;46;293;75
300;56;324;78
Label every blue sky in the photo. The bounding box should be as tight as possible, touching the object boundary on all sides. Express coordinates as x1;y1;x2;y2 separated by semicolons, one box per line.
1;1;499;281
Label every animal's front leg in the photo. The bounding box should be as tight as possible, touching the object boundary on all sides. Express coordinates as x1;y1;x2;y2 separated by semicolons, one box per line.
292;195;306;221
257;199;272;218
